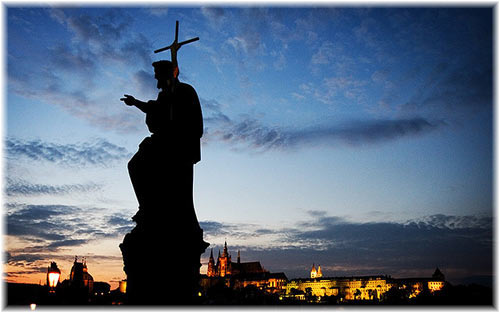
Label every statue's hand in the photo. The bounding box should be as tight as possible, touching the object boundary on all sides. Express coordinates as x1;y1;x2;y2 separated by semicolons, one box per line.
120;95;136;106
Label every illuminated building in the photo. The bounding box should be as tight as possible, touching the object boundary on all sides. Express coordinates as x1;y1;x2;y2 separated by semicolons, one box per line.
46;262;61;291
286;275;393;300
119;280;127;293
57;257;97;304
310;264;322;279
397;268;446;298
207;241;267;278
67;256;94;292
284;266;446;301
202;241;287;293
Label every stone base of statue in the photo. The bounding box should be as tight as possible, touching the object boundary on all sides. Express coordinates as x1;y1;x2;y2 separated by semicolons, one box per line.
119;136;209;305
120;213;208;305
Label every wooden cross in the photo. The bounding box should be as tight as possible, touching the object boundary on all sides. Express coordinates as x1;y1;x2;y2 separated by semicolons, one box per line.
154;20;199;77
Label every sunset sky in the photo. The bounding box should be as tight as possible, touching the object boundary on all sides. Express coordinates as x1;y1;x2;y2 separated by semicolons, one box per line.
5;5;493;289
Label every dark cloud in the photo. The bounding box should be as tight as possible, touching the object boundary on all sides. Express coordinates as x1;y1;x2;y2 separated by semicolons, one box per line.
200;98;231;124
199;221;235;237
254;229;278;235
7;204;80;242
6;179;102;196
5;270;45;277
6;138;132;167
405;214;492;230
107;215;134;227
9;204;75;220
7;253;50;264
285;118;441;147
47;239;88;248
205;114;441;151
203;95;440;153
199;220;273;241
306;210;328;217
7;203;134;252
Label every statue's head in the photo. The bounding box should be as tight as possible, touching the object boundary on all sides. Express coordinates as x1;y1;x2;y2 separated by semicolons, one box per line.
152;60;178;90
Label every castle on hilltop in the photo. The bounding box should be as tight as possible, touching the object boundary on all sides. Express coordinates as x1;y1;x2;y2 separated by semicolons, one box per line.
201;242;447;302
201;241;287;292
284;266;446;301
207;241;267;278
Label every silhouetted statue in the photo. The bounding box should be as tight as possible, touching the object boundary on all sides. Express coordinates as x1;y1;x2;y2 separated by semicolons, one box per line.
119;58;209;305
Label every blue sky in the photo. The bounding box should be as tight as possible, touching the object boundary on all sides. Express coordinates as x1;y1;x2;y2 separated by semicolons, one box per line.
5;6;492;287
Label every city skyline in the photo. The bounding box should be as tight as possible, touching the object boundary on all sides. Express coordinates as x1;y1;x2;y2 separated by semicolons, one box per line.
5;6;492;288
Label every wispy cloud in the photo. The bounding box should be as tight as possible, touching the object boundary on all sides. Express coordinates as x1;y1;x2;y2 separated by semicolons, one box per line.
311;41;337;65
145;7;168;17
200;7;227;30
51;8;150;68
204;109;442;151
6;138;132;167
200;220;267;241
404;214;492;230
6;179;102;197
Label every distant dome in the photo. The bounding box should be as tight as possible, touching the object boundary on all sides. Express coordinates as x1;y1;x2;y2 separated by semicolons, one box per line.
70;256;94;291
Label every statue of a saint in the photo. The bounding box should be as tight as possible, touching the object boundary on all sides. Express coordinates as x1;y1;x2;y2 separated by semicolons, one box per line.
119;60;208;304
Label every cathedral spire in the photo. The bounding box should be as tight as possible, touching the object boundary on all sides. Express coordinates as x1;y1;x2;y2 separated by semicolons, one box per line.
222;240;228;257
207;248;216;277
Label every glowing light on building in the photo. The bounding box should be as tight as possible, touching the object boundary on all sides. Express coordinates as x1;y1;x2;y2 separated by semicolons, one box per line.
119;280;127;293
48;273;60;288
46;262;61;291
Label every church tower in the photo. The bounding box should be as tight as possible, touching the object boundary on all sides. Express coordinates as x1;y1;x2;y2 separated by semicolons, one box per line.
218;241;231;277
317;265;323;278
310;263;318;278
207;249;216;277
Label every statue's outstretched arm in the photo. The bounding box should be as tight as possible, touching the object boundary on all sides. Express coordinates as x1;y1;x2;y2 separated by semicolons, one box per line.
120;94;150;113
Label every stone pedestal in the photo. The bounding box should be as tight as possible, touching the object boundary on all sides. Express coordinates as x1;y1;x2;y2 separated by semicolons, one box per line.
120;213;208;304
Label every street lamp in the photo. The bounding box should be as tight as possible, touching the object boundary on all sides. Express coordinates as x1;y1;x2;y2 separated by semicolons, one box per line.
47;262;61;292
